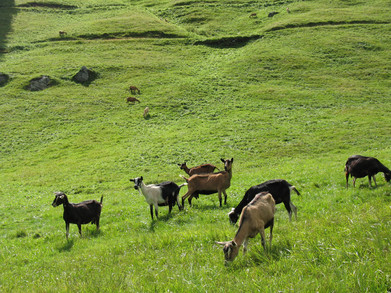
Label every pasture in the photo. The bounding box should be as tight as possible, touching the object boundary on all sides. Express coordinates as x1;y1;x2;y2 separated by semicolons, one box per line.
1;0;391;291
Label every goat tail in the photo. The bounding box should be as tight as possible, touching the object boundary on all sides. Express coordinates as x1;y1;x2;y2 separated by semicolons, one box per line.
178;183;188;189
100;196;104;204
179;175;189;182
290;186;301;196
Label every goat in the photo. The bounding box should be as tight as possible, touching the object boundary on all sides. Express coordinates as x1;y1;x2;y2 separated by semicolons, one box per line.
249;13;257;18
177;162;218;176
143;107;149;118
129;85;141;94
59;30;67;37
217;192;275;263
228;179;300;224
51;192;103;240
130;177;186;220
345;155;391;188
126;97;140;103
181;158;233;207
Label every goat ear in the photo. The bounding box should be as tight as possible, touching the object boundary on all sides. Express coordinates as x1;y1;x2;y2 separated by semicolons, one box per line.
129;178;135;182
140;176;143;180
231;158;234;162
220;158;225;163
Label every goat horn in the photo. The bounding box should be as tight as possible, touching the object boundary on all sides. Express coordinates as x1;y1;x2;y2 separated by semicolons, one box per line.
215;241;228;246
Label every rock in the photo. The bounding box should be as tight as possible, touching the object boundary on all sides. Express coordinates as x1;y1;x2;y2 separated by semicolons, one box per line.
0;73;10;87
72;66;97;84
26;75;53;91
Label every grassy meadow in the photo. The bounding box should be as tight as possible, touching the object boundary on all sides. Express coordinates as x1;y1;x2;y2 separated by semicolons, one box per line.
1;0;391;291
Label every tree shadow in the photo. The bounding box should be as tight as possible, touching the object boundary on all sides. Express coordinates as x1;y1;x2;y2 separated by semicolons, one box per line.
0;0;17;63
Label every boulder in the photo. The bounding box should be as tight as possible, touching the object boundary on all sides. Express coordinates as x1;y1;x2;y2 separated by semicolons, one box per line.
26;75;53;91
72;66;97;85
0;73;10;87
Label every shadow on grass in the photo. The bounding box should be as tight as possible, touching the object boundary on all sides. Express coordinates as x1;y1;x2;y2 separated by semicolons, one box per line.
58;239;74;252
149;212;175;231
0;0;17;63
225;239;293;269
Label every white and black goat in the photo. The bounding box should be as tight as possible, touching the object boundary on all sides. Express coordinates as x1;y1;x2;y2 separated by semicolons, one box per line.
177;162;218;176
51;192;103;240
217;192;275;263
181;158;233;207
130;177;186;220
345;155;391;188
228;179;300;224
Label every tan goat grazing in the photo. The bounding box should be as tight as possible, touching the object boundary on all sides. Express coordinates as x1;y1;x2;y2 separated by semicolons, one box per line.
181;158;233;207
177;162;218;176
143;107;149;118
217;192;275;263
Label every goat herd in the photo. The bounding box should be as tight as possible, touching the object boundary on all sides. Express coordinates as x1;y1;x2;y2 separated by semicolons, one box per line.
52;155;391;262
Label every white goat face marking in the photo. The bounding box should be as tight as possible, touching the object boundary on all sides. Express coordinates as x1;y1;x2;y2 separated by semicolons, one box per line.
133;177;143;190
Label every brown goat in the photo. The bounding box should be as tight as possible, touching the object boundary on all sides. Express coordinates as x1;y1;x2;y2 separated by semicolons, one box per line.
217;192;275;263
181;158;233;207
126;97;140;103
129;86;140;94
177;162;218;176
59;30;67;37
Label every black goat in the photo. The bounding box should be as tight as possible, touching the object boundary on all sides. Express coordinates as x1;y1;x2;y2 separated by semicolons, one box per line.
345;155;391;188
228;179;300;224
52;192;103;239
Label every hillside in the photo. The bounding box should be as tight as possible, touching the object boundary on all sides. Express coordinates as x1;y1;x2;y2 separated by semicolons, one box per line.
1;0;391;291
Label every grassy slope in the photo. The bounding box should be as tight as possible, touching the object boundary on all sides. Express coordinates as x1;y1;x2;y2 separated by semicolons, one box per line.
1;0;391;291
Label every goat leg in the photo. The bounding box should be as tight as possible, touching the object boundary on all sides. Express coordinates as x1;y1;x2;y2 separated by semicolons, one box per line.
223;190;228;205
260;229;266;250
150;205;154;220
66;222;70;240
269;219;274;247
77;224;82;237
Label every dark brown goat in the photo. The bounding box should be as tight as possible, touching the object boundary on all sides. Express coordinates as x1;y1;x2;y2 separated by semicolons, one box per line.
345;155;391;187
129;86;140;94
177;162;218;176
52;192;103;239
126;97;140;103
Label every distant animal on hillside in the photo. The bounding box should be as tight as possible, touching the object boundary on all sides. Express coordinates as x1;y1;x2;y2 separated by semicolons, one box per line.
126;97;140;103
249;13;257;18
143;107;149;118
129;86;141;94
59;30;67;37
345;155;391;188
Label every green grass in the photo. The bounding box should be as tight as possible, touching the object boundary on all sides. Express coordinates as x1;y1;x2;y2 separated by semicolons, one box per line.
1;0;391;291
